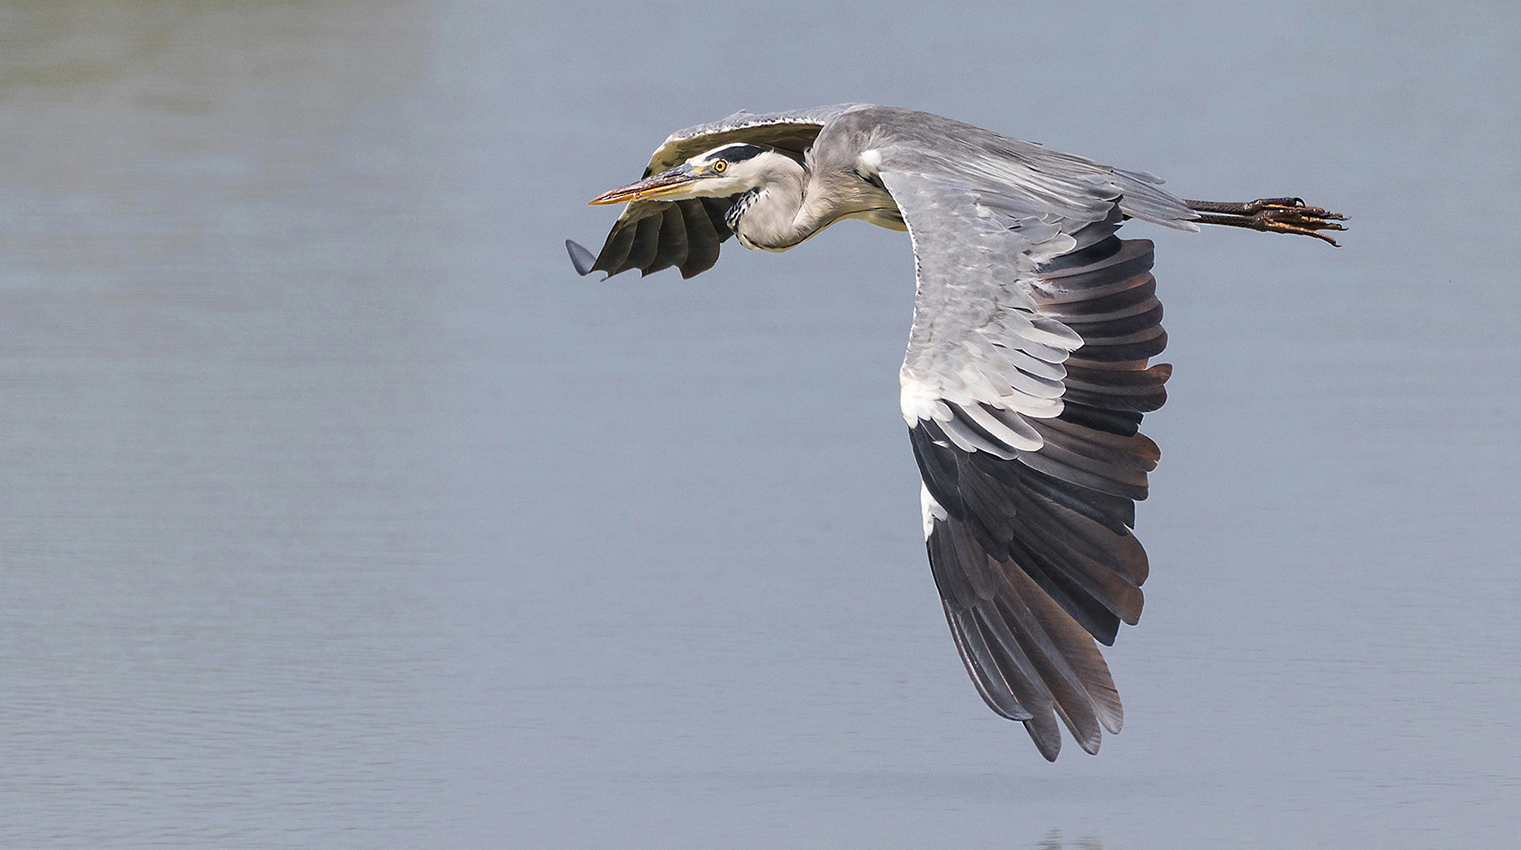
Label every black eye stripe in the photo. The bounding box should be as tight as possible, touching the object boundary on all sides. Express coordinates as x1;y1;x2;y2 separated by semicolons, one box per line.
704;143;765;164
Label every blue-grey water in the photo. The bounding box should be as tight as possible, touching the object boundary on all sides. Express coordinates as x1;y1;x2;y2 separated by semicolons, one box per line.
3;2;1518;847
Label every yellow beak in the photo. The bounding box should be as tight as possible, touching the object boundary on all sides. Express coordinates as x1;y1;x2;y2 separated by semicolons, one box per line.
588;164;700;205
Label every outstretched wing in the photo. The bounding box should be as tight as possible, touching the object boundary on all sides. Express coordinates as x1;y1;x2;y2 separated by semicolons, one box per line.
568;105;867;279
568;196;736;279
869;112;1194;760
642;103;864;174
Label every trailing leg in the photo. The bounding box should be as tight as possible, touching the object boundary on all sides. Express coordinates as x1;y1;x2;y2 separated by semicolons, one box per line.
1184;197;1347;245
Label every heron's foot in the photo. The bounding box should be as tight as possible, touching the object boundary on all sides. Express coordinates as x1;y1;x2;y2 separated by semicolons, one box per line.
1185;197;1347;246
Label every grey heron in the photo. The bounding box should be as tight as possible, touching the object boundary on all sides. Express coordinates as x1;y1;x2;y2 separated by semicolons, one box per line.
566;104;1344;760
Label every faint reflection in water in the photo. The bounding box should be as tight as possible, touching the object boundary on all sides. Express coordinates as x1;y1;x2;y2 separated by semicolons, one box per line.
1035;832;1103;850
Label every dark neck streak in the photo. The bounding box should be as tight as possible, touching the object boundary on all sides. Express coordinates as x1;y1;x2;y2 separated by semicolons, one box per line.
727;154;827;252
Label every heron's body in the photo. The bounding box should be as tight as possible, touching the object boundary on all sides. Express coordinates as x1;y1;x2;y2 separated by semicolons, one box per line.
570;104;1342;760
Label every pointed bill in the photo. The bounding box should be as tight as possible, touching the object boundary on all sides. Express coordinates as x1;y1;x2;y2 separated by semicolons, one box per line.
588;164;699;205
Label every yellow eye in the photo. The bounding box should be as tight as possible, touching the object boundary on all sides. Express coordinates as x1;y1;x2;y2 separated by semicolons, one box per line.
713;160;727;173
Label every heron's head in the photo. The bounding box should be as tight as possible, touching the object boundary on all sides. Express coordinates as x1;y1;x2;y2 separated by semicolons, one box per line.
589;143;780;205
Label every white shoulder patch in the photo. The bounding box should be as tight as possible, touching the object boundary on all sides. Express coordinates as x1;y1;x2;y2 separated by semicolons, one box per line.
920;483;947;540
900;374;952;425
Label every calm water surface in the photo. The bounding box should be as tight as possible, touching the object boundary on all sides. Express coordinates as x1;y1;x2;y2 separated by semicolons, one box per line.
2;2;1519;847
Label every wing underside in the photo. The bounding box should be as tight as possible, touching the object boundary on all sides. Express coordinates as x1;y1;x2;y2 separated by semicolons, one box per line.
570;196;735;279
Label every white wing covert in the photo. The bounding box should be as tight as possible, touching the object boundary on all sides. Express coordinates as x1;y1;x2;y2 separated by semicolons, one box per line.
876;139;1179;760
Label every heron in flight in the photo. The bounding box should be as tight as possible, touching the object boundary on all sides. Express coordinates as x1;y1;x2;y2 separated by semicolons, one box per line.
567;104;1343;760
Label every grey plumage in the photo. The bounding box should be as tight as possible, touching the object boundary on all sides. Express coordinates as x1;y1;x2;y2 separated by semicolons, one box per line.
569;104;1344;760
643;104;863;173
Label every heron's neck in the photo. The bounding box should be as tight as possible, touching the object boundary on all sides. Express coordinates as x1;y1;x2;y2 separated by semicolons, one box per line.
729;154;831;252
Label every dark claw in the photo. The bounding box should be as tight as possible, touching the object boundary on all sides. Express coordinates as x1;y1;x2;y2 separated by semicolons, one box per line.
1185;197;1348;246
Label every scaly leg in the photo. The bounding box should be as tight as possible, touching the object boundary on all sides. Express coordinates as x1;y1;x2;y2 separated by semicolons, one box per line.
1184;197;1347;246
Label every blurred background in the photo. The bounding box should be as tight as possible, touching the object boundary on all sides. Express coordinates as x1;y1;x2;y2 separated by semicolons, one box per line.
2;1;1518;847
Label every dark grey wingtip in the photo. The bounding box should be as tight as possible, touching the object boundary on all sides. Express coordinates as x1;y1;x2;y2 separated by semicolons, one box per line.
565;239;596;276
